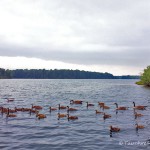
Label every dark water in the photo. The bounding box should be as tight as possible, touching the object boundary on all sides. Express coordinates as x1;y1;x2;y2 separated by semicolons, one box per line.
0;79;150;150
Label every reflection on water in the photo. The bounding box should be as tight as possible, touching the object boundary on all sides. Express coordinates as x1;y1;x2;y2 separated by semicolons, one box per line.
0;79;150;150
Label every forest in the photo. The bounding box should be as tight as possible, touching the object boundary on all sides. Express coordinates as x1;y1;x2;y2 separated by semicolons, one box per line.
136;66;150;87
0;68;11;79
0;68;139;79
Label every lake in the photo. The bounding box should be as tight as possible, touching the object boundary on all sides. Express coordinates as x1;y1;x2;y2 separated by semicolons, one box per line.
0;79;150;150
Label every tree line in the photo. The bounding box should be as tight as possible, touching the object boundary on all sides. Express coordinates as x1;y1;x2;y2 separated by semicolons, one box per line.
11;69;114;79
136;66;150;87
0;68;11;79
0;68;139;79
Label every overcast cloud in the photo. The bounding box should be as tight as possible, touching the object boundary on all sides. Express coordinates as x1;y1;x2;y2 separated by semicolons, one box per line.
0;0;150;74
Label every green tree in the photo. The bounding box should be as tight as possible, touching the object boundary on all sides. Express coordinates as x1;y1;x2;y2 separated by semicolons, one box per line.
0;68;11;79
141;66;150;86
136;66;150;87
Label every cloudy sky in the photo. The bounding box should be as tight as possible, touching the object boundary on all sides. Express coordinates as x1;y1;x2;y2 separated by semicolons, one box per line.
0;0;150;75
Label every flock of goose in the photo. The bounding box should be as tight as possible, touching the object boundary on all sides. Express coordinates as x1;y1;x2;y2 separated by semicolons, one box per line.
0;98;148;137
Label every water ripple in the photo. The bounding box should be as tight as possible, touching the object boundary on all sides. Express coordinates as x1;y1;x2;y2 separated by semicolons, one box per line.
0;79;149;150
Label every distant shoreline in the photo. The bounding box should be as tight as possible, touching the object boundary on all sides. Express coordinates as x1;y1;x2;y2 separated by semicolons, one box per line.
0;68;140;79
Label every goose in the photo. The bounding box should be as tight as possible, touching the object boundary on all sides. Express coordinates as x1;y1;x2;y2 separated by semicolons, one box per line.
114;103;128;110
58;104;67;110
57;113;67;120
6;108;17;117
110;125;120;132
36;112;46;119
133;102;147;110
32;104;43;110
70;100;83;104
86;102;94;107
135;123;144;130
95;110;104;114
67;106;77;112
102;105;110;109
134;112;143;118
67;113;78;121
49;107;57;112
15;107;23;111
103;113;111;119
98;102;105;107
100;103;110;110
37;114;46;119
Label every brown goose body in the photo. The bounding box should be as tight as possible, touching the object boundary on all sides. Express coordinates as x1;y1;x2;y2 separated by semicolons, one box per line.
135;123;144;130
49;107;57;112
58;104;67;110
6;108;17;117
67;114;78;120
36;112;46;119
103;113;111;119
133;102;147;110
86;102;94;107
110;126;120;132
114;103;127;110
95;110;104;114
67;106;77;112
32;104;43;110
100;103;110;109
70;100;83;104
134;112;143;117
57;113;67;120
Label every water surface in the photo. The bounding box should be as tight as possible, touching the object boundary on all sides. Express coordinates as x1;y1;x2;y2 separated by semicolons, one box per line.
0;79;150;150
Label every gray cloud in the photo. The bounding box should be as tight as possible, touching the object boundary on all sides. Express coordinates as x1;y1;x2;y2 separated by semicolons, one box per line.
0;0;150;70
0;42;149;68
